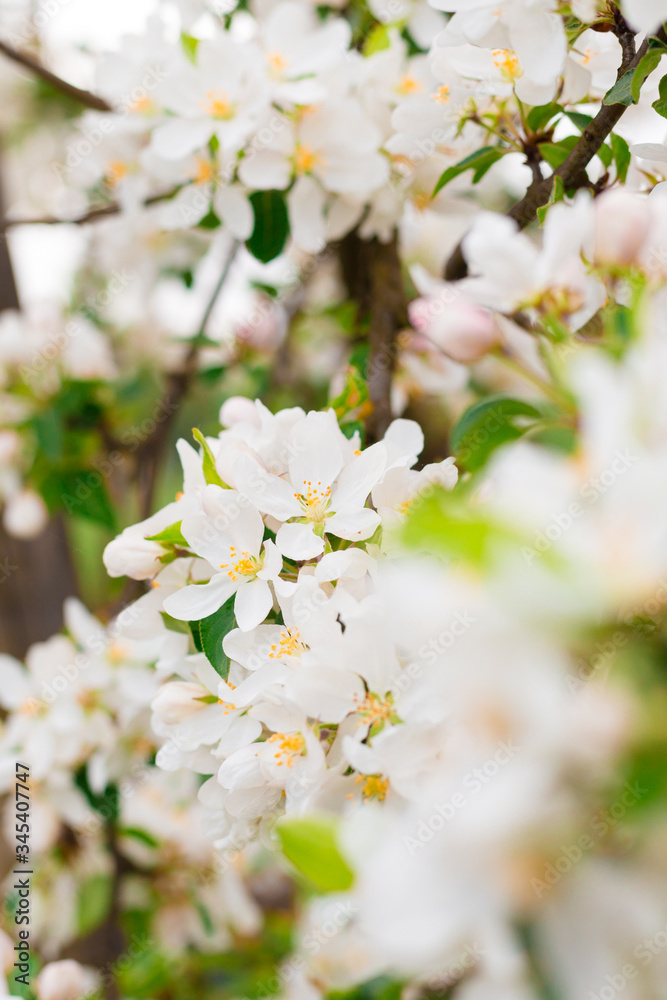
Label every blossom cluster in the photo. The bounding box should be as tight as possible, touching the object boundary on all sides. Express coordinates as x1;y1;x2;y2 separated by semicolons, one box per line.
105;278;667;994
0;598;260;969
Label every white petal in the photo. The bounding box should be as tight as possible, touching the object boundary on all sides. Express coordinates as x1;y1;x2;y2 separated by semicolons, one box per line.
326;507;381;541
232;453;301;521
150;118;213;160
215;186;254;240
276;521;324;560
234;579;274;631
162;576;236;621
287;175;327;253
331;443;386;511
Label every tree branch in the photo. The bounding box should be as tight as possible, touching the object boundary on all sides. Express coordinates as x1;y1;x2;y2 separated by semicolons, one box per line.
135;241;239;518
340;231;408;442
444;16;658;281
6;187;180;227
0;38;112;111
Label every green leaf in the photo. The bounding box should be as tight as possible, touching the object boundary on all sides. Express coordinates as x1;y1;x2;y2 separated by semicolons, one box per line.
181;32;199;62
192;427;226;487
146;521;188;546
32;409;64;461
526;102;563;133
246;190;290;263
538;135;579;170
328;364;369;421
652;72;667;118
403;488;517;566
596;141;613;168
564;110;593;131
160;611;192;635
603;69;635;107
197;208;221;230
363;24;390;56
120;826;160;848
276;815;354;891
610;132;631;182
631;49;663;102
433;146;505;196
537;175;564;225
450;395;544;472
189;596;236;677
42;468;116;529
620;743;667;816
78;875;113;937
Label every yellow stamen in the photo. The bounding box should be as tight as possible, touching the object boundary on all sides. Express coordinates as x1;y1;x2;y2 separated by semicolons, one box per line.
294;143;322;174
293;479;331;519
219;547;258;582
105;160;128;187
492;49;522;81
269;627;307;659
202;90;235;120
268;731;305;767
431;85;450;104
268;52;288;75
398;74;422;96
194;157;217;185
355;773;389;801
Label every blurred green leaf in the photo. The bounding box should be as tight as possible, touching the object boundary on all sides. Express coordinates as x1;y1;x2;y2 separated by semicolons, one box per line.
433;146;506;196
450;395;543;472
246;190;290;262
276;815;355;891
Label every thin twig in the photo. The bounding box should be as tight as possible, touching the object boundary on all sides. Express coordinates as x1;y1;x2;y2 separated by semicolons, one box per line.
443;13;662;281
6;187;180;227
0;38;112;111
135;241;240;517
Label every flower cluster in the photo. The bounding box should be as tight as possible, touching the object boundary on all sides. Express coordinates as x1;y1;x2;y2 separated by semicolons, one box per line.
0;599;260;964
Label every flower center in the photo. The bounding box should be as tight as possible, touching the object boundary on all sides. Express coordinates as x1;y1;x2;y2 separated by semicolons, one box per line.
354;693;392;726
431;85;450;104
294;144;322;175
106;160;129;187
217;683;237;715
398;74;422;96
268;731;305;766
220;547;258;581
492;49;522;81
293;480;331;520
268;51;288;76
268;627;307;659
129;94;153;113
194;157;217;184
355;773;389;801
202;90;235;120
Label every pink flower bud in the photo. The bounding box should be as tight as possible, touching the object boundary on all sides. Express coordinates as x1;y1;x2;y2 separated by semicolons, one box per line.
36;961;91;1000
2;489;48;539
593;189;651;267
219;396;261;428
103;530;164;580
410;295;499;363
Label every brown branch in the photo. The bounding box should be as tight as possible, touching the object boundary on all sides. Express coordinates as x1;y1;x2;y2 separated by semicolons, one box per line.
340;230;408;442
444;15;660;281
0;38;112;111
135;241;239;518
6;187;180;227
